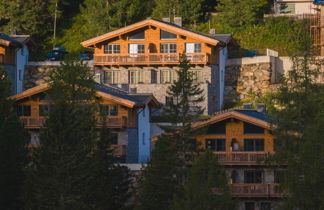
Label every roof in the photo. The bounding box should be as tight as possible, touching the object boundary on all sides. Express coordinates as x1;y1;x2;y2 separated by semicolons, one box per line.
81;18;231;47
10;83;160;108
10;35;37;48
0;33;21;47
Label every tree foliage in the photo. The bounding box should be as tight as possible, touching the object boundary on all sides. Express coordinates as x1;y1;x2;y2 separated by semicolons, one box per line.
0;66;29;210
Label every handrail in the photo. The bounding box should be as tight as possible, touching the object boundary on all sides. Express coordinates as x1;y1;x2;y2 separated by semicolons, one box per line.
231;183;282;197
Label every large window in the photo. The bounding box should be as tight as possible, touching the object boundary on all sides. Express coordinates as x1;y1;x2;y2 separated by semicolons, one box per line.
39;104;51;116
104;44;120;54
104;71;120;84
129;30;145;40
129;71;144;84
160;70;177;83
190;70;203;83
205;139;226;151
16;105;31;116
244;122;264;134
129;44;145;54
244;139;264;151
160;43;177;53
207;121;226;134
160;29;177;40
186;43;202;53
244;171;262;183
100;104;118;116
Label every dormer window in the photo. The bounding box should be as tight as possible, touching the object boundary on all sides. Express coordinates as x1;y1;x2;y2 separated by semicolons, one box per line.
104;44;120;54
186;43;202;53
160;29;177;40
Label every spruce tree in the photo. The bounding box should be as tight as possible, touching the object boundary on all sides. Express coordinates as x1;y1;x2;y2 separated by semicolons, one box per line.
172;150;236;210
0;66;29;209
135;134;180;210
270;53;324;209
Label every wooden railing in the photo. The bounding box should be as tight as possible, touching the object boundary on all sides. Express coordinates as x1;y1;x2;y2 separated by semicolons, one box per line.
94;53;208;65
20;117;46;128
215;152;268;164
20;116;128;128
111;144;127;158
231;184;282;197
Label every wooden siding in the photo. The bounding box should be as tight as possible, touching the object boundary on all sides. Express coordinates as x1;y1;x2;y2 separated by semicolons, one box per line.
92;26;218;66
0;46;15;65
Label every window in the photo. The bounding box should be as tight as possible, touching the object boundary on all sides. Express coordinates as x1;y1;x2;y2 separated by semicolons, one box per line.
244;139;264;151
18;69;22;81
142;132;146;145
160;43;177;53
244;171;262;183
279;3;295;14
129;71;144;84
160;70;177;83
207;121;226;134
104;44;120;54
39;104;50;116
151;70;157;83
260;202;271;210
100;104;118;116
129;30;145;40
245;202;255;210
205;139;226;151
231;170;239;183
186;43;202;53
111;132;118;145
190;70;203;83
129;44;145;54
160;29;177;40
16;105;31;116
274;170;284;183
104;71;120;84
244;122;264;134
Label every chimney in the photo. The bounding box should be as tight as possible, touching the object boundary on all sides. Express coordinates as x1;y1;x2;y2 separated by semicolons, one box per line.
162;17;171;22
256;103;266;114
174;17;182;27
243;103;253;110
209;28;216;35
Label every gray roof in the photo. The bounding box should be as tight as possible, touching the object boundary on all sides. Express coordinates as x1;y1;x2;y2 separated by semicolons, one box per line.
10;35;31;44
151;18;232;44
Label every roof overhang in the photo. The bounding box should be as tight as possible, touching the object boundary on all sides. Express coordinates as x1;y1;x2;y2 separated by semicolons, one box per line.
81;19;220;47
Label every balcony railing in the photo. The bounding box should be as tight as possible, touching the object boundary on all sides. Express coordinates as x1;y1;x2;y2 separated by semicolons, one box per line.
215;152;268;164
20;116;128;128
93;53;208;65
231;184;283;197
20;117;46;128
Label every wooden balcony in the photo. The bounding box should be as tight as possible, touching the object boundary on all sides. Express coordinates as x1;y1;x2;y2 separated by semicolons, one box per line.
93;53;209;66
111;144;127;158
215;152;268;165
231;184;283;198
20;117;46;128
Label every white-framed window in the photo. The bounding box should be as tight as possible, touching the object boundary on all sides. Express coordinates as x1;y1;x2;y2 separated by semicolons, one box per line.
160;70;177;83
129;44;145;54
190;70;203;83
160;43;177;53
129;71;144;84
186;43;202;53
104;44;120;54
104;71;120;84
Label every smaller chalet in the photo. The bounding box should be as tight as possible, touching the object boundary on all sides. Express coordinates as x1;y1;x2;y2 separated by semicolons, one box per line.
10;83;160;164
0;33;35;94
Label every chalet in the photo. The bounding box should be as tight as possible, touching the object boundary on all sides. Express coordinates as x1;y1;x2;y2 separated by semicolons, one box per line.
81;18;232;114
10;83;160;164
0;32;35;94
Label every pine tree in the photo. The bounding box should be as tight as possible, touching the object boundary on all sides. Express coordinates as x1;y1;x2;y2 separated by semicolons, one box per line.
172;150;236;210
135;134;181;210
270;52;324;209
0;66;29;209
152;0;183;20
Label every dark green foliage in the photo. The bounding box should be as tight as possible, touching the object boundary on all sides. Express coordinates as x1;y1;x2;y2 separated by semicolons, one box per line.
172;150;236;210
135;134;180;210
0;66;29;209
269;52;324;209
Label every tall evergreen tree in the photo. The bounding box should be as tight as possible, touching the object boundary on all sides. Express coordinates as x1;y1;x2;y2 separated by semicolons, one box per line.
270;53;324;209
172;150;236;210
152;0;183;20
0;66;29;209
135;135;180;210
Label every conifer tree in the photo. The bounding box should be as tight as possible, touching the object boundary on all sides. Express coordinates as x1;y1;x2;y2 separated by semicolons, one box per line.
135;134;180;210
171;150;236;210
0;66;29;210
270;52;324;209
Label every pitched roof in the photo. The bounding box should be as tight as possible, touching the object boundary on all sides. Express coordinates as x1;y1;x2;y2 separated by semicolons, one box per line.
81;18;230;47
0;33;21;47
10;83;160;108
